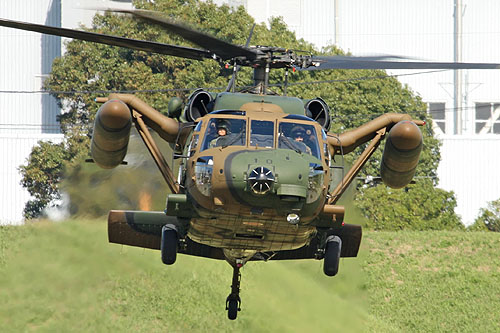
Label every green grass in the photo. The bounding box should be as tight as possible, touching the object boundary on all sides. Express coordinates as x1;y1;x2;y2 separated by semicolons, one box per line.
1;221;500;332
0;220;370;332
363;231;500;332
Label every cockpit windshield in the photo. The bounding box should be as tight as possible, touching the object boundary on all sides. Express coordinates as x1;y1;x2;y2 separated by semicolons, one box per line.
278;122;321;159
201;118;247;151
198;116;321;159
250;120;274;148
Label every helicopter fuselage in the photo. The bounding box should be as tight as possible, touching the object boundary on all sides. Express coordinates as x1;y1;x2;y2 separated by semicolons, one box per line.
177;104;332;256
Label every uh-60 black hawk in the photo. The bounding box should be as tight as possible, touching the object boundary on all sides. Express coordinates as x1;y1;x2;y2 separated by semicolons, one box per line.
2;9;499;320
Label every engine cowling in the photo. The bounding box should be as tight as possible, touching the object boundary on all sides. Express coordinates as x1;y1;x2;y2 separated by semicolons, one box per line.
182;89;215;122
380;121;423;189
91;99;132;169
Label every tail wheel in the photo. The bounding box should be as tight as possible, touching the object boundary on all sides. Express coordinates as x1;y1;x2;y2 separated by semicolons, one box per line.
227;299;239;320
323;235;342;277
161;224;178;265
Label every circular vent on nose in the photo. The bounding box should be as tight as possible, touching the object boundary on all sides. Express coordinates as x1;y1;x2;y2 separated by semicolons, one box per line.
248;167;275;195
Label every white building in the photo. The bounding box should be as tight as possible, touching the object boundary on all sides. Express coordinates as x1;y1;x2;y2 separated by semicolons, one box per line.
0;0;132;224
215;0;500;225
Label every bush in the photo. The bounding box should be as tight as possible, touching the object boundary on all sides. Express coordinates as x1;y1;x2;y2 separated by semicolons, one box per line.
471;198;500;232
355;180;463;231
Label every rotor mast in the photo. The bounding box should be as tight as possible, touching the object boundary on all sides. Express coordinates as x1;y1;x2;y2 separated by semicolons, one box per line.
247;47;297;95
252;63;271;94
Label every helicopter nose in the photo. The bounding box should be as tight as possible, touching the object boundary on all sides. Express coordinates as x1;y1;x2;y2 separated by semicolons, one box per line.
247;167;275;195
223;150;318;213
236;151;310;199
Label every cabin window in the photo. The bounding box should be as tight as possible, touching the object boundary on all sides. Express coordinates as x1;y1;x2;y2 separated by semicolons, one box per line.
195;156;213;196
278;122;321;159
188;134;199;156
201;118;247;151
250;120;274;148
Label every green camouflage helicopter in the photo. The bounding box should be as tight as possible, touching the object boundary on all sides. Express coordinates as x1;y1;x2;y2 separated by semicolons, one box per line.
1;9;499;320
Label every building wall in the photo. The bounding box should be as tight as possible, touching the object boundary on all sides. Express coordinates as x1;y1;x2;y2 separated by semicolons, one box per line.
0;0;132;224
334;0;500;137
0;0;63;224
0;134;63;224
437;135;500;224
0;0;61;135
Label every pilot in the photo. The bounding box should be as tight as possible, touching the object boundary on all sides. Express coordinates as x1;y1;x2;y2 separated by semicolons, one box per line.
217;124;228;137
290;126;312;154
209;121;230;148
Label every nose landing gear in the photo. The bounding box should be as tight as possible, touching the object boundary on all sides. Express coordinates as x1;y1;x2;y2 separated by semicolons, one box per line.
226;264;242;320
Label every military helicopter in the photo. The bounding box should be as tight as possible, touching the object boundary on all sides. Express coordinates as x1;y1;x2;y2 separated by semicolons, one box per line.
1;9;499;320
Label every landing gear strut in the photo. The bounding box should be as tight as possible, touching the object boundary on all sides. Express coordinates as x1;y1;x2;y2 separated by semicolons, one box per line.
225;264;242;320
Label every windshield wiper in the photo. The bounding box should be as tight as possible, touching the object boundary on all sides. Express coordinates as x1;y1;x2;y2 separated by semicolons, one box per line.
279;133;301;154
221;132;244;149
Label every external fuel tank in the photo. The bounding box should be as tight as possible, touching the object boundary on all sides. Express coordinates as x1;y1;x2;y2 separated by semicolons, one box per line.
90;99;132;169
380;121;423;189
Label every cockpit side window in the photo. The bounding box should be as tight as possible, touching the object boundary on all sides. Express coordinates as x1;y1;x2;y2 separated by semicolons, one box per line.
194;120;203;132
278;122;321;159
201;118;247;151
250;120;274;148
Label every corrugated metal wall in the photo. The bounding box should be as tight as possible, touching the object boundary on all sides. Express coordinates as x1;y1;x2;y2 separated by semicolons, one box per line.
0;0;61;135
0;134;63;224
437;136;500;224
244;0;336;48
0;0;62;224
0;0;133;224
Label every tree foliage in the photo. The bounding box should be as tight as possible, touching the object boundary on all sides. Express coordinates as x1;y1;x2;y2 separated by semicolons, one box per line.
355;180;463;231
19;0;459;227
469;198;500;232
19;141;67;218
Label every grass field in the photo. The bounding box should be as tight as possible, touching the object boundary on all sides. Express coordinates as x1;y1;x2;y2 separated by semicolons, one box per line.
1;220;499;332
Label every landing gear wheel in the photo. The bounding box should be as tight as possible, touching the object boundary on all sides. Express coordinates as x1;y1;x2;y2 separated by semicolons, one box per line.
323;235;342;276
227;298;240;320
161;224;178;265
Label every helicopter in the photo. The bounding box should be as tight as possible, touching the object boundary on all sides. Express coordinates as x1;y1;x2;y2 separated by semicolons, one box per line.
1;9;499;320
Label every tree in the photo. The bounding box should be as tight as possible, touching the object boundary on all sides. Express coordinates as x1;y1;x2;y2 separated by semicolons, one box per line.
19;141;68;218
19;0;459;226
355;180;463;231
469;198;500;232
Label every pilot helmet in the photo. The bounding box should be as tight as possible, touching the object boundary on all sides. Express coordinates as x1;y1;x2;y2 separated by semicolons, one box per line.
216;120;230;134
290;125;306;139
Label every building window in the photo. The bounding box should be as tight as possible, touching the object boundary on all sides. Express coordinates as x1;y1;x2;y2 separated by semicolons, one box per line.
475;103;500;134
427;102;446;134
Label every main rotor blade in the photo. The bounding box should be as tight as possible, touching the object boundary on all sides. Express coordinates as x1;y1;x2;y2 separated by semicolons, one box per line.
244;24;256;48
302;55;500;70
0;18;213;61
112;9;259;61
